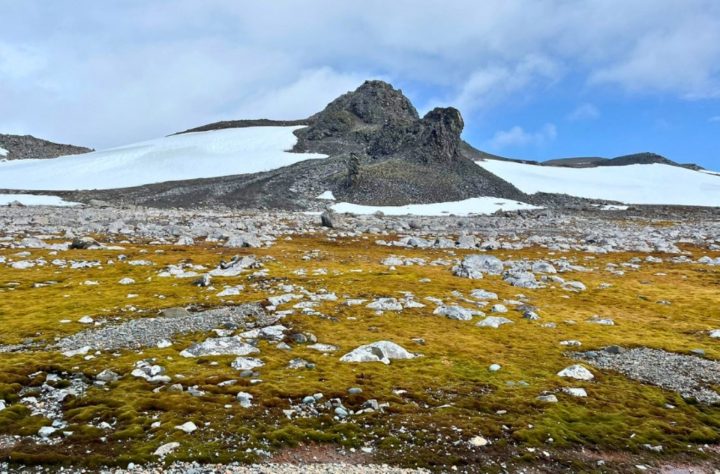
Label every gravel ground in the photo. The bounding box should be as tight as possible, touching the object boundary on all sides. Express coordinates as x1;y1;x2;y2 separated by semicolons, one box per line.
101;462;429;474
54;304;267;352
576;347;720;403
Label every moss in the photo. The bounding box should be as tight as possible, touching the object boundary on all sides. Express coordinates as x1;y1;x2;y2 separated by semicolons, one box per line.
0;235;718;468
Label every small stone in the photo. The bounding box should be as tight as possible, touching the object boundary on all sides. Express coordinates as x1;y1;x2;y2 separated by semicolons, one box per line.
175;421;197;433
236;391;253;408
95;369;120;382
154;442;180;457
476;316;513;328
562;387;588;397
38;426;57;438
604;345;624;354
537;394;558;403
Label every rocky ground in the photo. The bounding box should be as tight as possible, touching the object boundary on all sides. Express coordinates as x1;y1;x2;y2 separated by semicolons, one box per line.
0;204;719;473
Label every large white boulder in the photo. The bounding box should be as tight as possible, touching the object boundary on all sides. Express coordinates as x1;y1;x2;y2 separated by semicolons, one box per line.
557;364;594;380
340;341;416;365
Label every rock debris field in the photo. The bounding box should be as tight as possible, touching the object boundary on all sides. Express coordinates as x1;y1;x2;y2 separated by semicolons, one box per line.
0;204;719;473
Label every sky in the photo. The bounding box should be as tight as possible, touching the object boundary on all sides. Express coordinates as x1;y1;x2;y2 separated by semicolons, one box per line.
1;0;720;169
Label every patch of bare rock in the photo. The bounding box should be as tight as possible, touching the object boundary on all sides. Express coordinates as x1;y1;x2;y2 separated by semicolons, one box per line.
575;347;720;404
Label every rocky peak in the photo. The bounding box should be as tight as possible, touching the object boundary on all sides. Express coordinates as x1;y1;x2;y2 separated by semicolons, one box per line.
297;81;466;165
417;107;464;162
327;80;419;125
299;80;418;143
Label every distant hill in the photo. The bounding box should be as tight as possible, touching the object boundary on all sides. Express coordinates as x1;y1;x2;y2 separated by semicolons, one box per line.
174;119;309;135
542;152;703;171
0;134;92;161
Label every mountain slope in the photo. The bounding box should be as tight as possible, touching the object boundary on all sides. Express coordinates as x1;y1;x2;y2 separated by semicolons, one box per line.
0;127;325;191
478;159;720;206
0;134;92;161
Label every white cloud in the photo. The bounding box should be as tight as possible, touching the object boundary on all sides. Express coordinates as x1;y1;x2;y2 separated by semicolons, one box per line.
227;68;375;121
449;56;561;113
488;123;557;149
589;16;720;98
1;0;720;148
568;103;600;121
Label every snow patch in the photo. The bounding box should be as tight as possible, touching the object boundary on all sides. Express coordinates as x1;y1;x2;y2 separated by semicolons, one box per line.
331;197;540;216
316;190;336;200
0;127;326;191
478;160;720;207
0;147;7;157
597;204;629;211
0;194;79;206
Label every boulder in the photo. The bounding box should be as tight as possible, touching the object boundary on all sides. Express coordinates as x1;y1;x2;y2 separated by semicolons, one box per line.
225;233;262;248
70;236;100;250
470;289;498;300
366;298;403;311
453;255;504;279
476;316;513;328
557;364;594;380
321;210;338;228
433;305;475;321
231;357;264;371
340;341;416;365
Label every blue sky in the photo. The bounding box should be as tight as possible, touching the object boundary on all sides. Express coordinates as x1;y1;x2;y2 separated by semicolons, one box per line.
1;0;719;168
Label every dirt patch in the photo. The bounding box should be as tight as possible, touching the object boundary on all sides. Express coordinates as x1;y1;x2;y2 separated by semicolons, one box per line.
269;443;373;464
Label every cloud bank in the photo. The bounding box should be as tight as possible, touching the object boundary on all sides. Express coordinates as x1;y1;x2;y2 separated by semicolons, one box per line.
1;0;719;150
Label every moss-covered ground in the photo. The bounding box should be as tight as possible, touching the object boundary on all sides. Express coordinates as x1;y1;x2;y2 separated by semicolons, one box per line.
0;233;719;471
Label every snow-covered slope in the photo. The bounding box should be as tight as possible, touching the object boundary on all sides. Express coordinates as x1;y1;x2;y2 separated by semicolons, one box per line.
0;147;8;157
478;160;720;206
0;194;78;206
0;127;325;191
331;197;540;216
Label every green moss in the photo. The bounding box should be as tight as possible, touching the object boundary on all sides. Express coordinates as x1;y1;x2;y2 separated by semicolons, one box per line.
0;235;718;468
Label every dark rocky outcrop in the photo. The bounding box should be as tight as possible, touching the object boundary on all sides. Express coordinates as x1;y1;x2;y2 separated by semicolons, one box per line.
290;80;528;205
294;80;419;155
72;80;529;209
0;134;92;161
